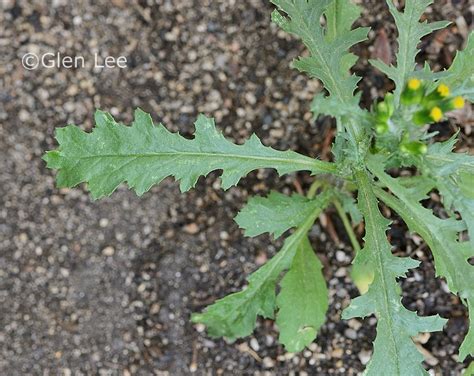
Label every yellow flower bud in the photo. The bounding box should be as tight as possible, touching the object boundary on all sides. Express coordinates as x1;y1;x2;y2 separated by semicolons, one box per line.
430;106;443;122
453;96;465;110
437;84;450;98
407;78;421;91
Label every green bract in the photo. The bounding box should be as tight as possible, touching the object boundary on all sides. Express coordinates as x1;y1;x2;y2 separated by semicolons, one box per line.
44;0;474;374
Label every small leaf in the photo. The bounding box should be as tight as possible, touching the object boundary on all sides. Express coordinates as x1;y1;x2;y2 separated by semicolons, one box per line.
276;237;328;352
235;191;331;238
192;191;331;340
43;109;336;199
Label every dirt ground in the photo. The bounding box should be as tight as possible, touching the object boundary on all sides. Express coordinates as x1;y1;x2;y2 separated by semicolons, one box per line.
0;0;472;375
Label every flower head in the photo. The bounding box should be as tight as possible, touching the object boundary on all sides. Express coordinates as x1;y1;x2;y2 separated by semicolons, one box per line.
437;84;450;98
430;106;443;122
407;78;421;91
452;96;465;109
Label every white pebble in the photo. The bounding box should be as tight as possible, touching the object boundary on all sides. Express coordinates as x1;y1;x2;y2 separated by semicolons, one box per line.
249;338;260;352
102;246;115;256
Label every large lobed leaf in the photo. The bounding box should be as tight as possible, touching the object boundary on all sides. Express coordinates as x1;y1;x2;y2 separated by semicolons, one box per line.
369;157;474;361
43;109;336;199
192;190;332;345
343;168;446;375
370;0;449;106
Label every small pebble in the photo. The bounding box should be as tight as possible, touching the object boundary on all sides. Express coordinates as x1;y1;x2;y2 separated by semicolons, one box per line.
184;223;199;234
262;356;275;369
358;350;371;365
335;250;347;262
99;218;109;227
249;338;260;352
344;328;357;340
331;348;344;358
102;246;115;256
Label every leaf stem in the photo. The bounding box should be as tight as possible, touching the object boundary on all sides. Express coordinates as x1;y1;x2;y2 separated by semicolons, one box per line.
333;198;361;253
307;179;324;199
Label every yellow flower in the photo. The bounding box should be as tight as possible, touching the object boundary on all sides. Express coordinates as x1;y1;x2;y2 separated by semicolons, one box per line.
437;84;450;98
430;106;443;122
453;96;465;109
407;78;421;91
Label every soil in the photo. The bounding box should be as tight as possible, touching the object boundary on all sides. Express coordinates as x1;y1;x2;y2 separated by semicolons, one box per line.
0;0;472;375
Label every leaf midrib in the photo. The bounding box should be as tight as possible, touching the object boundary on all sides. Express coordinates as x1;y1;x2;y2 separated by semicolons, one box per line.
356;170;401;374
395;2;418;91
68;152;337;173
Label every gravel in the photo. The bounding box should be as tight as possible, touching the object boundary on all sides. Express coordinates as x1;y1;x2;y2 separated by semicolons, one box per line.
0;0;472;374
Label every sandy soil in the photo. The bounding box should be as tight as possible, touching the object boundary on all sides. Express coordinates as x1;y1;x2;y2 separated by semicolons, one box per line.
0;0;472;374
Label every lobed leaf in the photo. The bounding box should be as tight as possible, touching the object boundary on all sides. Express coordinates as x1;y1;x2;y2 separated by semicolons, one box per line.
276;236;328;352
43;109;336;199
370;0;450;106
310;92;367;121
324;0;362;75
424;136;474;176
325;0;361;43
192;191;332;340
343;168;446;375
369;157;474;361
235;191;328;239
443;32;474;100
423;135;474;248
408;32;474;100
270;0;368;108
271;0;371;156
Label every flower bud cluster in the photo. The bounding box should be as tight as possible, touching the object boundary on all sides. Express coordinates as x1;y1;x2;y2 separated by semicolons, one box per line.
401;79;465;125
373;79;465;156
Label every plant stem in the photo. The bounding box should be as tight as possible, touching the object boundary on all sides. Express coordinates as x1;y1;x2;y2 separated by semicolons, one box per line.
333;198;361;253
307;179;323;199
